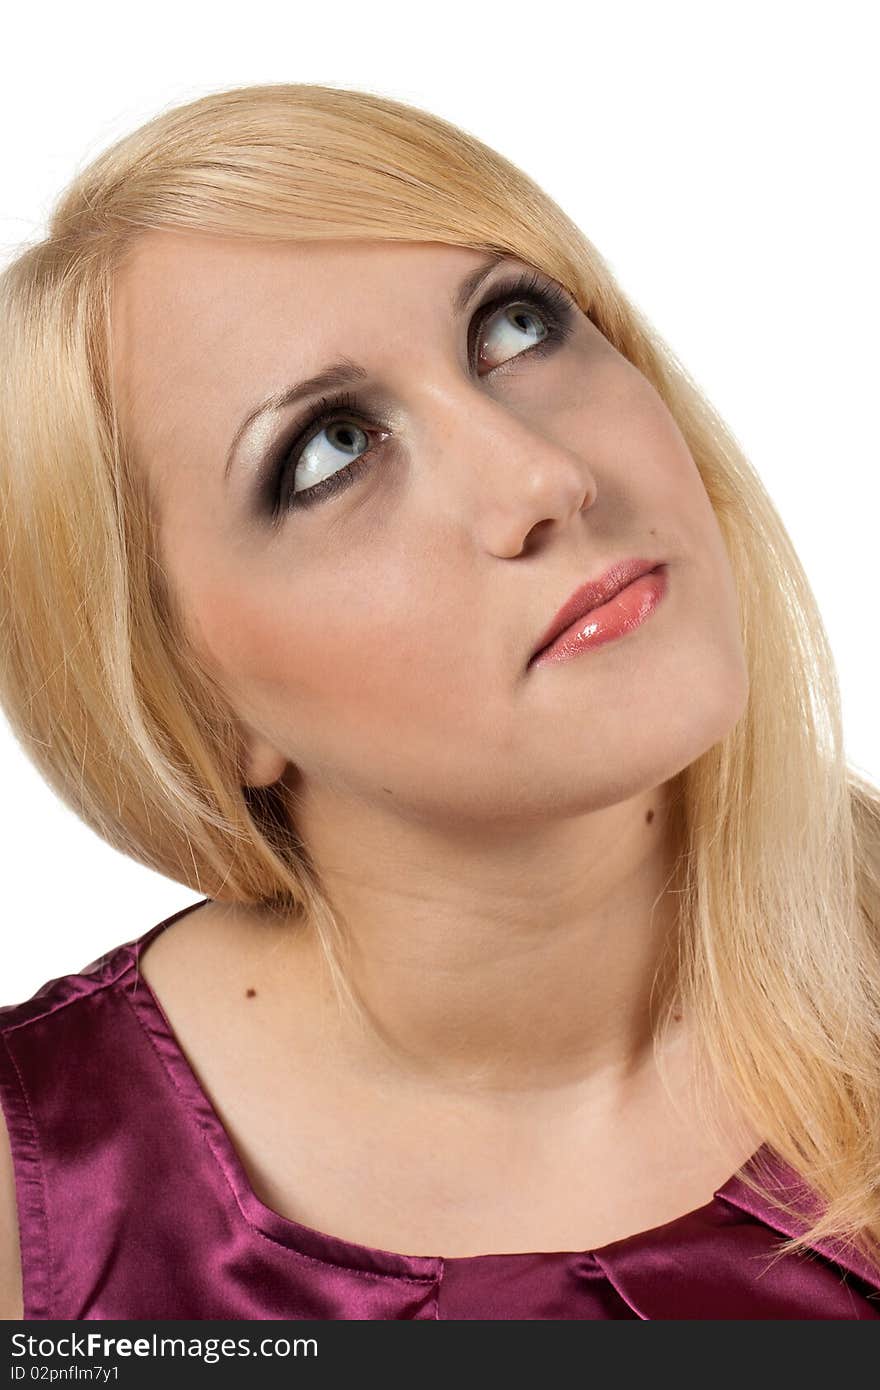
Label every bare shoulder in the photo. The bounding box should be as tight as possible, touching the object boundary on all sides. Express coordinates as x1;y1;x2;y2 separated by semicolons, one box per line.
139;899;304;1002
0;1100;23;1319
0;902;310;1324
137;898;319;1057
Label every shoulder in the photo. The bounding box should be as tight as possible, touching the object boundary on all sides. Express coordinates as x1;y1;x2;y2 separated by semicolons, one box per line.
0;952;126;1324
0;1097;23;1319
0;901;217;1321
136;897;305;1031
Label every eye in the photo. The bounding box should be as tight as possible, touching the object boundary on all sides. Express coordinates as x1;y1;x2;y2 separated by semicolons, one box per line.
282;400;374;511
477;298;554;372
271;272;577;517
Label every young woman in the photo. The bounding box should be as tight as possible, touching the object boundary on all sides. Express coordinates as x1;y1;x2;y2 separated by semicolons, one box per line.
0;82;878;1321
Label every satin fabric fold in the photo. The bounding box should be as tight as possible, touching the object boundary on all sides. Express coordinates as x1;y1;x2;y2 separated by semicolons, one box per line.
1;897;878;1320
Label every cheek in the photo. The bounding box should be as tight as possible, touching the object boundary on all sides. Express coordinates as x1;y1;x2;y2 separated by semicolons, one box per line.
606;376;745;652
631;386;725;548
183;559;479;743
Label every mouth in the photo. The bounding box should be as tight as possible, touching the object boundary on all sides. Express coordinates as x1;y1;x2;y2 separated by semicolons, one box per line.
527;558;665;667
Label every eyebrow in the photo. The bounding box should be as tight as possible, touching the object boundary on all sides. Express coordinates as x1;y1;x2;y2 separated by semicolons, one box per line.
223;251;507;482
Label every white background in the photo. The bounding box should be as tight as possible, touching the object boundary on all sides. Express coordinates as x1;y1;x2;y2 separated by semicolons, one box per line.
1;0;876;999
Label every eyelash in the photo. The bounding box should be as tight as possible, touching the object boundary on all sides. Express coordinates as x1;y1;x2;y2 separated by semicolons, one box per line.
267;270;578;520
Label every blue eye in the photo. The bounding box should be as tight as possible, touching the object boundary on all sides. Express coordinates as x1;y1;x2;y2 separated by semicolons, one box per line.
268;271;577;520
279;406;374;512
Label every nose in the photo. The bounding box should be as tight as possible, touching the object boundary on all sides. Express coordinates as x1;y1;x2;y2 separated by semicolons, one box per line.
422;381;598;558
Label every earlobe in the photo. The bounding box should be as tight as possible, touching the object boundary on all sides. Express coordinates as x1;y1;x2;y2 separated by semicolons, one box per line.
240;733;289;789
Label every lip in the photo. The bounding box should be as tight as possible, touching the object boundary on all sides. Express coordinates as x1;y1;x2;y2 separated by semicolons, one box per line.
527;559;667;668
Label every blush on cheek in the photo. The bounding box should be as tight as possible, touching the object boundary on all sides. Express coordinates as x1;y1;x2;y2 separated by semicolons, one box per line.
199;589;401;713
185;554;474;751
181;590;275;689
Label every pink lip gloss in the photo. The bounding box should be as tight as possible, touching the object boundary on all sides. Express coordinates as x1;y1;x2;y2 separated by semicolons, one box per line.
529;566;669;668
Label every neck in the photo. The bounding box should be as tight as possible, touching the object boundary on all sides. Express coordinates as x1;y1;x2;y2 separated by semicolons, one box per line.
278;779;687;1100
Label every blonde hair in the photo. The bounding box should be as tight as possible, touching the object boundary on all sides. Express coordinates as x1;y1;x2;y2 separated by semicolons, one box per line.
1;81;878;1276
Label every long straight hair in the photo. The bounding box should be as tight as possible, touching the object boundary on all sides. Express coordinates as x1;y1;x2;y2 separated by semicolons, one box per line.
1;82;878;1272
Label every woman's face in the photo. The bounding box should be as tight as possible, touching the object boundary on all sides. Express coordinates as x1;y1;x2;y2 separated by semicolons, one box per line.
112;233;748;828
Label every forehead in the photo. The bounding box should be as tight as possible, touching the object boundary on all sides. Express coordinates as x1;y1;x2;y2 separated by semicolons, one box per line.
111;231;497;356
109;233;503;484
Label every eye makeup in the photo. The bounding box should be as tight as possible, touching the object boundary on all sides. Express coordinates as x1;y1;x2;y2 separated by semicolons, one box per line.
255;268;579;526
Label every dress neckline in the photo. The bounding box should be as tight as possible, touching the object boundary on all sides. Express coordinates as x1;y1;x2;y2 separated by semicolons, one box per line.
118;896;812;1281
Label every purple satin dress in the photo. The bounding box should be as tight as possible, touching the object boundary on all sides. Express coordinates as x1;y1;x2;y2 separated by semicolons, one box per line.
1;897;878;1320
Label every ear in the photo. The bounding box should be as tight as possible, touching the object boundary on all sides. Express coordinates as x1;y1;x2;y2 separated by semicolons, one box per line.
238;729;289;789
